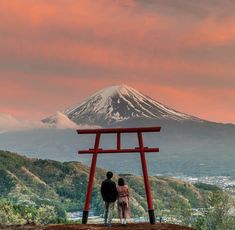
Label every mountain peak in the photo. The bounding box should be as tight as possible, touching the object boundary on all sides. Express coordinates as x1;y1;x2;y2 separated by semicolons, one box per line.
89;84;139;99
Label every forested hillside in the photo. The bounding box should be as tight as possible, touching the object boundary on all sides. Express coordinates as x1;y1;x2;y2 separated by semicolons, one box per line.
0;150;220;225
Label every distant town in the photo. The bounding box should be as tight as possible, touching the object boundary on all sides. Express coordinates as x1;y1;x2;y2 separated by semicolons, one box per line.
175;175;235;194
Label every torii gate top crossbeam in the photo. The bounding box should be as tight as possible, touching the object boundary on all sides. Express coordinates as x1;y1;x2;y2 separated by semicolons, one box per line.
77;126;161;134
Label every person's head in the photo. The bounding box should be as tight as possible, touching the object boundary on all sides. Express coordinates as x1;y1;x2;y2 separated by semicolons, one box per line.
106;171;113;179
118;178;125;186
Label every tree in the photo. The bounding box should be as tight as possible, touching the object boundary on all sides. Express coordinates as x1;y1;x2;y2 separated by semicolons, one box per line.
169;196;193;226
36;205;57;225
193;190;235;230
14;203;37;224
0;199;24;225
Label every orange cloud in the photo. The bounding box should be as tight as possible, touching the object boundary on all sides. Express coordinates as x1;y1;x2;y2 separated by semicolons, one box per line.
182;17;235;47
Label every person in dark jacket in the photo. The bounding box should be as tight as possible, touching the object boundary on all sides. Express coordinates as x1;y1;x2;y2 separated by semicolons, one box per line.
101;171;117;226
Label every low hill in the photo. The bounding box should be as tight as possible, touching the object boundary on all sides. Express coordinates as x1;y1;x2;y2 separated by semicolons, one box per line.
0;150;216;224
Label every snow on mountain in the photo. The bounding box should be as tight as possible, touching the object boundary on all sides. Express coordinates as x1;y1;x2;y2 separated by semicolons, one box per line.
62;85;203;126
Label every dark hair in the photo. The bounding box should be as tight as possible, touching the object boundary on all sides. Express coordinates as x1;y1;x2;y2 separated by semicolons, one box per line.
106;171;113;179
118;178;125;186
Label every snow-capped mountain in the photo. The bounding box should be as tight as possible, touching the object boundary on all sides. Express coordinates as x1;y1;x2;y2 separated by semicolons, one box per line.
45;85;202;127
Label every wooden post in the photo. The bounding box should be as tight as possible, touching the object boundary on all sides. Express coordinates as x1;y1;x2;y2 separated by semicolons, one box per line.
82;133;101;224
138;131;155;224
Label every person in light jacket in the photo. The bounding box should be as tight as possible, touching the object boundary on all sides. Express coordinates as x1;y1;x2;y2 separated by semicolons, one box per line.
117;178;130;225
101;171;117;226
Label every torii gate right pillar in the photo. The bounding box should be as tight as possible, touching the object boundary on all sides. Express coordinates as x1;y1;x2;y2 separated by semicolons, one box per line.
138;131;155;224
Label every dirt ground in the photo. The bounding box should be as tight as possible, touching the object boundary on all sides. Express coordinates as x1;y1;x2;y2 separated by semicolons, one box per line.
0;223;194;230
43;223;194;230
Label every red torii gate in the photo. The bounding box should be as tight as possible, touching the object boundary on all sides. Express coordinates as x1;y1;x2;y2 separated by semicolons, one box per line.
77;127;161;224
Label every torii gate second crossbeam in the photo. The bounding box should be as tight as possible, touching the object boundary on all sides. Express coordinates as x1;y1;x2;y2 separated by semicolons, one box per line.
77;127;161;224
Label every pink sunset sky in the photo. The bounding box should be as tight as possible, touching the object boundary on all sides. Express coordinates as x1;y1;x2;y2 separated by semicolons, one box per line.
0;0;235;124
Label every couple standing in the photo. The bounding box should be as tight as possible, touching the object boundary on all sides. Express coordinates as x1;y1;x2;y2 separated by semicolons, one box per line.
101;171;130;226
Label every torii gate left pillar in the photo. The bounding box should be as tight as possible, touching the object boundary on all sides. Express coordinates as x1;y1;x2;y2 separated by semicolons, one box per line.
77;127;161;224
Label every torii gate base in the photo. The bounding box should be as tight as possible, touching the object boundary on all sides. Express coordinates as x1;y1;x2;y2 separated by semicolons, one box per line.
77;127;161;225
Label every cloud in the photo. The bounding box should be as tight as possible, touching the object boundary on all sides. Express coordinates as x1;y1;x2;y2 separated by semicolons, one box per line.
43;111;99;129
0;112;100;133
0;113;46;133
1;0;234;75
